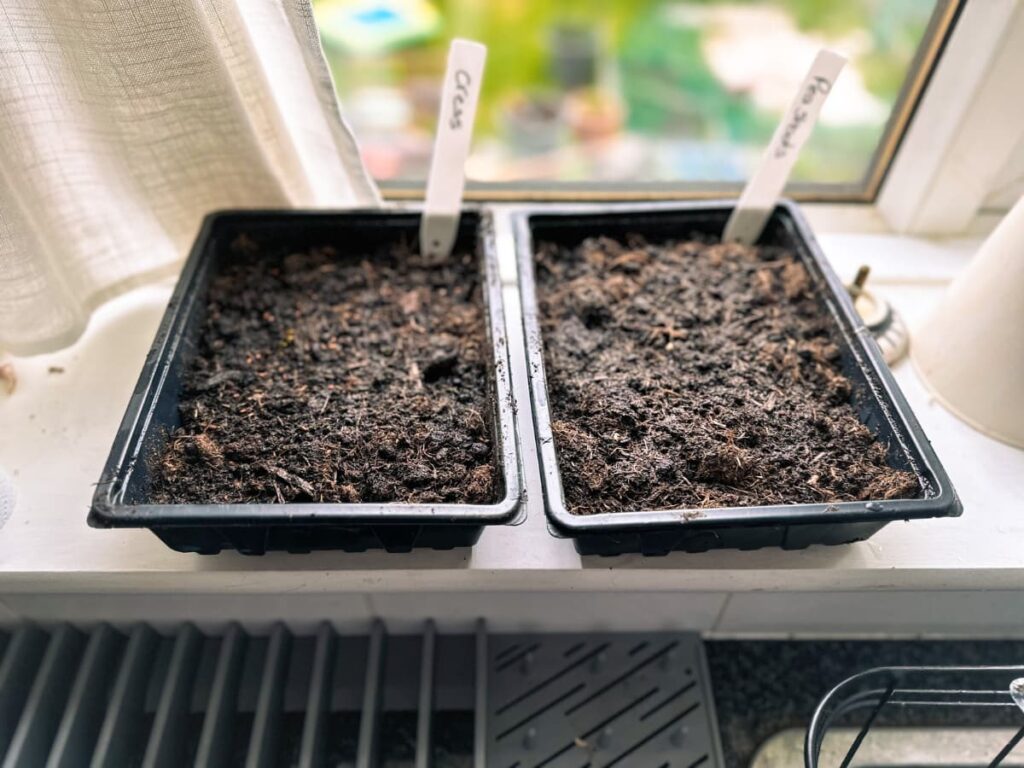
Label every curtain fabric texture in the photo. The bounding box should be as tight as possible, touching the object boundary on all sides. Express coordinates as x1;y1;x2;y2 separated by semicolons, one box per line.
0;0;380;355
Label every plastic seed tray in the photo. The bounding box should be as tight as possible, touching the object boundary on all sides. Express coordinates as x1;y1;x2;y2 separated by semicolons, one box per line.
516;201;961;556
89;210;522;554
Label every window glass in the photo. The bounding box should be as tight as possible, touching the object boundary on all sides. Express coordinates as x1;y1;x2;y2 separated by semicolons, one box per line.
313;0;945;193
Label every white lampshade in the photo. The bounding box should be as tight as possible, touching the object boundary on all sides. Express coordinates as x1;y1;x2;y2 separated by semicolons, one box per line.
912;195;1024;448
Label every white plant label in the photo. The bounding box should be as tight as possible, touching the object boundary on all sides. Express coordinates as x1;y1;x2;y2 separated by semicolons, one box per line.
420;39;487;259
722;49;846;245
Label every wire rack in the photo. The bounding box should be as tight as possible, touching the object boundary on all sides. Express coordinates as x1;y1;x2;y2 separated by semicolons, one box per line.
805;665;1024;768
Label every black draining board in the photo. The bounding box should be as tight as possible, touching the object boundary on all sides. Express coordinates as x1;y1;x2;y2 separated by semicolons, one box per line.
0;621;722;768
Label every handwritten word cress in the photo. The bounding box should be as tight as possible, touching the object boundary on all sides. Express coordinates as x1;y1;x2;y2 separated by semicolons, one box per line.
449;69;472;130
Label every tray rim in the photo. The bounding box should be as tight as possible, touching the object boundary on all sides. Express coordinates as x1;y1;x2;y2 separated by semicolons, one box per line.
514;198;962;537
89;207;524;529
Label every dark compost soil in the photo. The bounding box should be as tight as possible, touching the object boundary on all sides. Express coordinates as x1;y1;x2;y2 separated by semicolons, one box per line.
535;235;920;515
150;234;499;505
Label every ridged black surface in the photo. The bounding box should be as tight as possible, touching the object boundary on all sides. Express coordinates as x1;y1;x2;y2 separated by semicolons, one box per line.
0;621;443;768
0;623;721;768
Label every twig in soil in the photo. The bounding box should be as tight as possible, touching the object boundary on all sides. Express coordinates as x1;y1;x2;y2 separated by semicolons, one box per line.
407;360;424;390
263;464;315;497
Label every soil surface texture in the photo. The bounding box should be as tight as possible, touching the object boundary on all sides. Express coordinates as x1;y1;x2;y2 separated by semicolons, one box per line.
151;234;499;505
535;235;920;515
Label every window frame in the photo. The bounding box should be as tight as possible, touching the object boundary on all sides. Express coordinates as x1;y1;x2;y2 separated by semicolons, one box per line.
878;0;1024;233
371;0;964;204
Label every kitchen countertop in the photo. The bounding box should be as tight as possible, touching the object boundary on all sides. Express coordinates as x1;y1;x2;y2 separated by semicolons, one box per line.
1;204;1022;634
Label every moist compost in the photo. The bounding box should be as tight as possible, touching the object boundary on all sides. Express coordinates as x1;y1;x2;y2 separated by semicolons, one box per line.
150;234;499;505
535;235;920;515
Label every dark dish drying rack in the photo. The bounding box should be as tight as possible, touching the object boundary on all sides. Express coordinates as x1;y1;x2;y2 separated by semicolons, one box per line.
0;620;723;768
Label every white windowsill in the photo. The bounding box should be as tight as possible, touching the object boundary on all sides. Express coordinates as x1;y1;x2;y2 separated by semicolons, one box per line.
1;203;1022;634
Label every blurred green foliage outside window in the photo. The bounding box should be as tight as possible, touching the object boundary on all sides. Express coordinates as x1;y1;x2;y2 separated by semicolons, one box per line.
313;0;940;191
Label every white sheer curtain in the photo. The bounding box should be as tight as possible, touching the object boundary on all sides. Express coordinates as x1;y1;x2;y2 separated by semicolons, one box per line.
0;0;381;355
